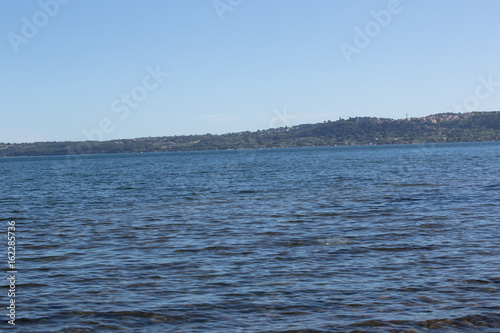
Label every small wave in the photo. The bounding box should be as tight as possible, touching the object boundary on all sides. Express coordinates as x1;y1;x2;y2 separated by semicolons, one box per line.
391;196;422;202
280;239;315;247
114;186;135;190
316;237;349;245
15;282;48;288
464;278;496;284
24;255;68;262
345;313;500;332
418;313;500;330
370;245;434;252
238;189;257;194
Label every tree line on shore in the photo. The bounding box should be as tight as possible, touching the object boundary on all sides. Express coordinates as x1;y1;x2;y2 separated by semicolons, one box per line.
1;112;499;157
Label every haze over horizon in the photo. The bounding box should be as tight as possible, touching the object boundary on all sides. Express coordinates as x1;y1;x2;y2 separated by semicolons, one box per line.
2;0;500;143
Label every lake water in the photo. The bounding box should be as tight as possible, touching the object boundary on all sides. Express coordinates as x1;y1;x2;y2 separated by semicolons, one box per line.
2;142;500;332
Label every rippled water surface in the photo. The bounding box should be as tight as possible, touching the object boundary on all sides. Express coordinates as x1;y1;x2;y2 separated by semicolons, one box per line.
2;142;500;332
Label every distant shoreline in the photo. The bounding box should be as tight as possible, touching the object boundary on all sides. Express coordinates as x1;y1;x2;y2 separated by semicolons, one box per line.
1;111;499;157
2;140;500;159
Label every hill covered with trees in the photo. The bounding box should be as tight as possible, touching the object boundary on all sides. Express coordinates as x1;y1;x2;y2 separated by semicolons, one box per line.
1;112;499;157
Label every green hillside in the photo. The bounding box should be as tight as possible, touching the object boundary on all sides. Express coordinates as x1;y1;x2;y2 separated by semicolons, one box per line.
1;112;499;157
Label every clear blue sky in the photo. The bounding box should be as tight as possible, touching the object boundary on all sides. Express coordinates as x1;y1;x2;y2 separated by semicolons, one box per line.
1;0;500;143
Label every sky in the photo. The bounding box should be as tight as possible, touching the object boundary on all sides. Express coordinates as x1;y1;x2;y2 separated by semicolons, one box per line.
1;0;500;143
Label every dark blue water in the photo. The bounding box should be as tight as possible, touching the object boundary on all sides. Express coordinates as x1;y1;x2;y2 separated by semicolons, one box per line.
2;142;500;332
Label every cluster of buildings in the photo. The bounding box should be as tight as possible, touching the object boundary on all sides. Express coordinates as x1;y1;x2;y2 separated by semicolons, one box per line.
343;112;478;125
347;116;386;123
411;113;475;124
